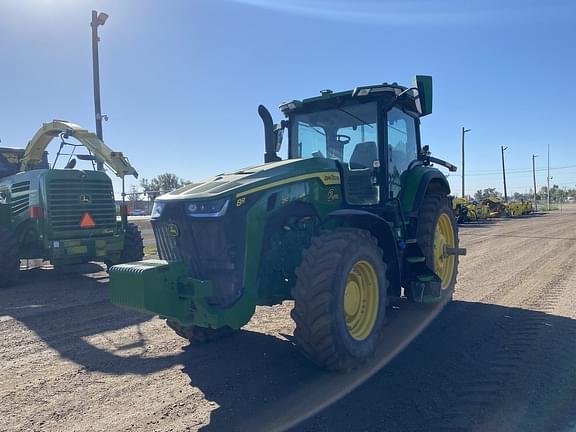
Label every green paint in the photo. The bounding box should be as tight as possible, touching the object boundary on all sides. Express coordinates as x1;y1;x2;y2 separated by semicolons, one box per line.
399;166;428;214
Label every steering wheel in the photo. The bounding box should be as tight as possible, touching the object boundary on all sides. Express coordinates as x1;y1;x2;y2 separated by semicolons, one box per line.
336;134;351;145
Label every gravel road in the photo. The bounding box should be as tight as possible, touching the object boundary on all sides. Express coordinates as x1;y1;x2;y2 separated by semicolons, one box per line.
2;209;576;432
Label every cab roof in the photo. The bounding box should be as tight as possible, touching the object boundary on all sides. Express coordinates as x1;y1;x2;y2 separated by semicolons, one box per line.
279;76;433;118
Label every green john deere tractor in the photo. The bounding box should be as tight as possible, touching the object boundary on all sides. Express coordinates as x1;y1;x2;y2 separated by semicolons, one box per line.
0;120;144;287
110;76;465;370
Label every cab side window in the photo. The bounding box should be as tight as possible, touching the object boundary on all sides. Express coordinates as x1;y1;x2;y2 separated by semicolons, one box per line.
387;107;417;197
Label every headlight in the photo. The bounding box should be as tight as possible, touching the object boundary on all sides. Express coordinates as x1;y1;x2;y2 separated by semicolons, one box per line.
151;201;166;218
185;198;229;217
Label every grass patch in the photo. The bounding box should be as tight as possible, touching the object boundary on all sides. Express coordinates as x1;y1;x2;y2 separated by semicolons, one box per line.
144;245;158;256
540;205;559;211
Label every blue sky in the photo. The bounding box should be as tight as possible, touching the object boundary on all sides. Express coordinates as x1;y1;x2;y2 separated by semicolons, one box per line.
1;0;575;197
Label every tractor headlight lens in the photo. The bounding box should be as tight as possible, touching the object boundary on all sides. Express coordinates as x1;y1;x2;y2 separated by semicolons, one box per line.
185;198;229;218
151;201;166;219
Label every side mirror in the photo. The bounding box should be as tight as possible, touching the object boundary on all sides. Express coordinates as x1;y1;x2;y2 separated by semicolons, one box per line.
414;75;433;116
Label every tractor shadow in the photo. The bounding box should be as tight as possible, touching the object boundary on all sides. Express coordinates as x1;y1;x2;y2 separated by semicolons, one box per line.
1;263;181;375
182;301;576;432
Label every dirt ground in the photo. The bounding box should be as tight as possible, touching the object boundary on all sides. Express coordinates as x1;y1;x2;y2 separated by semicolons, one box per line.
2;208;576;432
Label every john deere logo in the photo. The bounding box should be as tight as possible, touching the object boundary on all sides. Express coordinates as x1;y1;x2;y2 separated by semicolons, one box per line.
167;223;179;237
79;194;92;205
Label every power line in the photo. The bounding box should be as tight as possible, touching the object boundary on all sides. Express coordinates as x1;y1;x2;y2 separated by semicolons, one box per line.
451;165;576;177
478;164;576;173
464;164;576;175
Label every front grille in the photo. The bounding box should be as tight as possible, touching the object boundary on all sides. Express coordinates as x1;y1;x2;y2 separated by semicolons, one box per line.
46;178;116;232
153;218;235;279
10;181;30;216
151;203;246;306
153;223;182;262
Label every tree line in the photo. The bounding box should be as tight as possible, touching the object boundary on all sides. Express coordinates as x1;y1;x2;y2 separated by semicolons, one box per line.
127;173;190;204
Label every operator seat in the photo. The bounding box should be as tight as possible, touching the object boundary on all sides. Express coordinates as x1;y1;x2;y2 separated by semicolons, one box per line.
350;141;378;169
345;141;378;205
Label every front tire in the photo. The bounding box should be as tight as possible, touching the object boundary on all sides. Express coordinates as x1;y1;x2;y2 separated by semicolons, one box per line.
0;228;20;288
417;194;459;300
166;321;237;344
291;228;388;371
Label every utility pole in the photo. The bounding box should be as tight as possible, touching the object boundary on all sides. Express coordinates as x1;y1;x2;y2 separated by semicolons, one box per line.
532;154;538;211
547;144;551;211
461;127;471;198
501;146;508;202
91;10;109;170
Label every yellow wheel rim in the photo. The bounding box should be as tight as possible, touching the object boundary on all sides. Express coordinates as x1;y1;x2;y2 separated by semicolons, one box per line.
434;213;456;289
343;260;379;341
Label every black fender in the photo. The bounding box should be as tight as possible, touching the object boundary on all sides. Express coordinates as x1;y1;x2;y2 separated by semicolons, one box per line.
325;209;402;297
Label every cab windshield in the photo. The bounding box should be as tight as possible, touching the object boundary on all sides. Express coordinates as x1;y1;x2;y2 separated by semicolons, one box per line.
290;102;378;166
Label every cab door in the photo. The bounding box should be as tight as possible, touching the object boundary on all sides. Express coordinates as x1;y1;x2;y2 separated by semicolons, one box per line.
386;107;419;199
336;105;380;206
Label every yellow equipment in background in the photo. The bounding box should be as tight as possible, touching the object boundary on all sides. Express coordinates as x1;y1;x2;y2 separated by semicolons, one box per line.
452;197;489;223
506;200;534;217
454;195;535;223
481;197;507;218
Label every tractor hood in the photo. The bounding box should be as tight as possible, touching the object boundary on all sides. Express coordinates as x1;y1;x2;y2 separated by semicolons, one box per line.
158;158;340;202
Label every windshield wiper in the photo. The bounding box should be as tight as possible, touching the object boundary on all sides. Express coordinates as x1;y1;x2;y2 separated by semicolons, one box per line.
300;121;326;137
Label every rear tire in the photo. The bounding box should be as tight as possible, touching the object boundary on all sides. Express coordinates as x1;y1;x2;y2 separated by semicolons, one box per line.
416;194;459;301
166;321;237;344
291;228;388;371
0;228;20;288
118;223;144;264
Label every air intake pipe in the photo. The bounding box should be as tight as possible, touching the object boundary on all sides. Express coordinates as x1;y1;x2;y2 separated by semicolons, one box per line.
258;105;281;163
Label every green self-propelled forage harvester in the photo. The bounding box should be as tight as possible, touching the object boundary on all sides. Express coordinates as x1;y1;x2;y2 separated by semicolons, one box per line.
110;76;466;370
0;121;144;287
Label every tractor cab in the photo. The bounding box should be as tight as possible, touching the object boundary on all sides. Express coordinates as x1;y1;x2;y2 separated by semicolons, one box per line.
285;90;421;207
259;76;455;216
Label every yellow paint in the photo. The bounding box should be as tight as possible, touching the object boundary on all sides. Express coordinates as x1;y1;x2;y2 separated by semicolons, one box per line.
344;260;379;341
67;245;88;255
236;172;340;198
21;120;137;177
434;213;456;289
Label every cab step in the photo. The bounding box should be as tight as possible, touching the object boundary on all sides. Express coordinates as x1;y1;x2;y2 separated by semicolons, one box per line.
406;256;426;263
